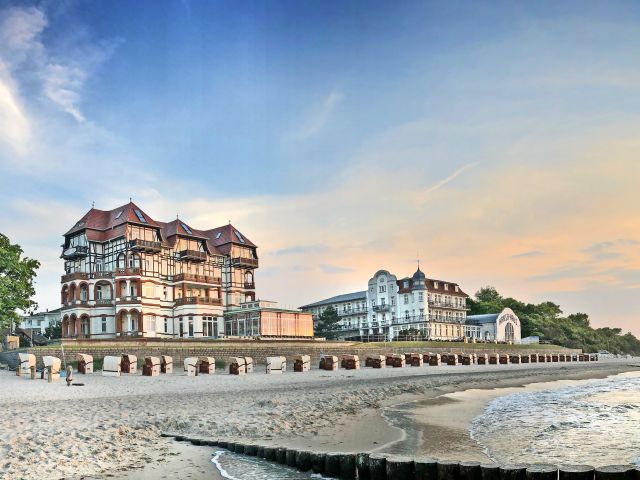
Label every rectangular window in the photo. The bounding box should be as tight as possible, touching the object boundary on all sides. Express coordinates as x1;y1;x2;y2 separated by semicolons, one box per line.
164;318;168;333
419;292;424;302
101;316;107;333
188;316;194;337
404;294;408;305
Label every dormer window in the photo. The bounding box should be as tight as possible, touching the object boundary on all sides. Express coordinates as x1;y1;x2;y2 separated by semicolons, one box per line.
434;281;439;289
134;209;146;223
234;231;245;243
455;285;459;292
444;283;449;291
180;223;193;235
215;232;222;239
115;211;123;219
403;280;409;288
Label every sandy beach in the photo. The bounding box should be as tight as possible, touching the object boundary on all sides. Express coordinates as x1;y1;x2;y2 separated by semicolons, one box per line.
0;359;637;480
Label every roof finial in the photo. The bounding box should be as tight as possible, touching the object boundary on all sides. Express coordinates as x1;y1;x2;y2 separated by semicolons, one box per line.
417;250;420;270
129;197;132;203
177;213;179;220
91;200;95;208
228;219;231;225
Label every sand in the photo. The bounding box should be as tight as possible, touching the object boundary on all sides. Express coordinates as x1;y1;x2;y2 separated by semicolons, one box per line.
0;358;637;479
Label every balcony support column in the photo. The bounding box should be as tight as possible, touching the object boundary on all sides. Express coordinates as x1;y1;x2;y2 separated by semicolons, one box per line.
126;280;131;297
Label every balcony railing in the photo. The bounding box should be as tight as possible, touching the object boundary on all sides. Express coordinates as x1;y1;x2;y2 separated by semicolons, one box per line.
93;271;114;279
372;304;390;312
117;296;141;304
115;267;141;276
174;273;221;284
61;272;89;283
244;282;255;289
179;250;207;262
428;299;467;310
95;299;114;306
231;257;259;268
61;245;89;260
175;296;222;306
339;307;368;316
130;239;162;253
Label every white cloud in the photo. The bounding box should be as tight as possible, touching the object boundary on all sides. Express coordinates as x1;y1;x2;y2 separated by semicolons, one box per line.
43;63;87;122
0;62;30;154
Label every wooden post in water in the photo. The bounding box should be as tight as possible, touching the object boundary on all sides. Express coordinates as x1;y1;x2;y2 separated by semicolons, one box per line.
295;450;312;472
275;447;287;464
460;461;483;480
356;453;371;480
369;453;388;480
285;449;297;467
481;463;502;480
310;452;325;474
594;465;635;480
264;447;276;461
415;457;438;480
386;455;414;478
339;453;357;480
501;464;528;480
438;460;461;480
559;465;595;480
324;453;342;478
526;464;558;480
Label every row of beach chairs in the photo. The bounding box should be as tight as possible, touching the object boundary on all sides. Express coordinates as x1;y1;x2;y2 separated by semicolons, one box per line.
14;351;598;380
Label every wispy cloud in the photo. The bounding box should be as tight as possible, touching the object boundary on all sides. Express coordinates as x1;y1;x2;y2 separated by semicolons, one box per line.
416;162;478;203
0;63;30;154
272;245;328;256
288;90;343;141
320;264;354;274
511;250;544;259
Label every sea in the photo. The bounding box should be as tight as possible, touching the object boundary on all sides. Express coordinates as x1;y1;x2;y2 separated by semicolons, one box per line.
210;372;640;479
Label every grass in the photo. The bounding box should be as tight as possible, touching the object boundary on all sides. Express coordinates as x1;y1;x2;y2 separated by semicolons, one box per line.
350;341;569;350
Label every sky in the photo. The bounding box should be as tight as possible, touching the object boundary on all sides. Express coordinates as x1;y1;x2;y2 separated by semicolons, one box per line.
0;0;639;335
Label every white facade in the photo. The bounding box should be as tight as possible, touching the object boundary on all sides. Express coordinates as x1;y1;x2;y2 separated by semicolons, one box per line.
19;309;61;335
465;308;522;344
301;267;469;341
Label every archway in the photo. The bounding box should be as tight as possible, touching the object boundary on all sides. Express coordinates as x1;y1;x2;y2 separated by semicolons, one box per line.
61;285;69;304
505;322;515;343
94;281;113;301
62;315;69;337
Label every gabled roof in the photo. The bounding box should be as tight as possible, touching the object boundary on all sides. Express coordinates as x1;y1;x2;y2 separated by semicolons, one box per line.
65;201;160;236
63;202;257;254
204;224;256;248
300;291;367;309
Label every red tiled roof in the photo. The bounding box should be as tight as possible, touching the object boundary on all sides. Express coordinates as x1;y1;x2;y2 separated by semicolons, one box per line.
64;202;257;254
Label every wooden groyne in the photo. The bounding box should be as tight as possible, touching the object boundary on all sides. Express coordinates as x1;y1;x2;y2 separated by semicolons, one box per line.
161;433;640;480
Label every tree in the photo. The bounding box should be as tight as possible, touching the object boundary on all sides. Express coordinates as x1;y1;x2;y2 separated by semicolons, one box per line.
315;306;341;339
0;234;40;333
44;320;62;339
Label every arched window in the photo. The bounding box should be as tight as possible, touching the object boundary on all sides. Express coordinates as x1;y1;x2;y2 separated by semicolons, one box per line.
129;253;140;269
117;253;126;269
505;323;515;343
79;284;88;301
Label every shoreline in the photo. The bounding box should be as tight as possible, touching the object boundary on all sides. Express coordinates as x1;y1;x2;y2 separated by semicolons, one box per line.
1;361;638;479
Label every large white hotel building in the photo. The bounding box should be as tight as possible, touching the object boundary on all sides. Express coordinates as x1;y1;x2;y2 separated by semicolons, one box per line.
301;268;474;341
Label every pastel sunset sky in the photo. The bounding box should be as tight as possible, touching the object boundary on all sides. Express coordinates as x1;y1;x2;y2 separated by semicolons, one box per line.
0;1;638;335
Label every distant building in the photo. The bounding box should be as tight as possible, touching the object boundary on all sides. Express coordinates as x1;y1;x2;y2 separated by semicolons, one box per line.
465;308;522;343
224;300;314;338
301;267;469;341
19;308;62;337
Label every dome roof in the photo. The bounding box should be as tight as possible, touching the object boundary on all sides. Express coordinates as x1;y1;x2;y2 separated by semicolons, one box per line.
413;267;426;280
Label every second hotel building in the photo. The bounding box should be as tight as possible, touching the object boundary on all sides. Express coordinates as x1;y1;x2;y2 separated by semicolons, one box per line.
59;201;312;339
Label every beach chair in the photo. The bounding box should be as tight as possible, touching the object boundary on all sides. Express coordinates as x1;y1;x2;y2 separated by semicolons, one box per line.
320;355;338;371
461;354;471;366
545;354;553;363
559;354;566;362
78;354;93;374
17;353;36;376
552;354;559;362
229;357;246;375
489;354;499;365
530;354;537;363
293;355;310;372
428;353;441;366
199;356;215;374
509;355;521;364
102;356;121;377
446;353;459;366
477;354;488;365
391;354;405;368
143;356;161;376
410;353;423;367
184;357;198;376
456;353;464;364
244;357;254;373
342;354;360;370
499;354;510;365
385;354;395;366
42;356;61;380
370;355;385;368
537;354;546;363
161;355;173;374
521;355;530;363
120;354;137;374
266;356;286;374
422;353;431;364
365;355;373;367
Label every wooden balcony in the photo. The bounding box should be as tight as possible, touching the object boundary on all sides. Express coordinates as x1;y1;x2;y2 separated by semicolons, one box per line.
231;257;259;268
115;267;141;276
174;296;222;307
244;282;255;289
130;239;162;253
174;273;221;284
61;245;89;260
61;272;89;283
179;250;207;262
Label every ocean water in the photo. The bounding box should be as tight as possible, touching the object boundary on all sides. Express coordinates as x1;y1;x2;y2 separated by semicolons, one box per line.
211;450;332;480
469;372;640;466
